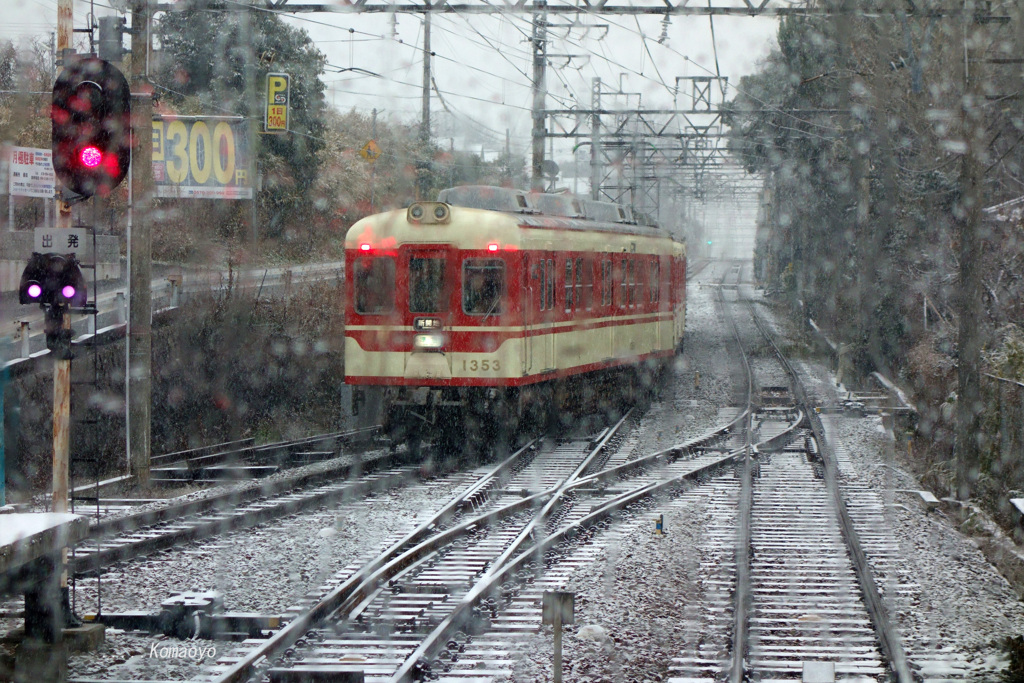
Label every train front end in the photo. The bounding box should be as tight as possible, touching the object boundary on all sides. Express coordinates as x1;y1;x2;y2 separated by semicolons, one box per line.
344;201;524;454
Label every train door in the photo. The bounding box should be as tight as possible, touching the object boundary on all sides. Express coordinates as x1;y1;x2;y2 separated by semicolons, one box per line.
404;245;454;372
527;249;555;372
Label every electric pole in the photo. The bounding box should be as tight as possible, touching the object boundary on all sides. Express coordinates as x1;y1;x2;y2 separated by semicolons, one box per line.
418;8;432;200
128;0;153;487
955;3;986;501
370;107;377;212
590;77;602;200
530;1;548;191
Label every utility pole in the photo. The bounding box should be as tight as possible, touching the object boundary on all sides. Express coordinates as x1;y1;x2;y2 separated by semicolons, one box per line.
955;2;986;501
530;1;548;191
590;77;602;200
418;8;431;200
370;107;377;212
241;4;259;247
128;0;153;487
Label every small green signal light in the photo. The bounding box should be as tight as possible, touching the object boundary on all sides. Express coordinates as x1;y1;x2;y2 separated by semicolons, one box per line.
707;240;713;245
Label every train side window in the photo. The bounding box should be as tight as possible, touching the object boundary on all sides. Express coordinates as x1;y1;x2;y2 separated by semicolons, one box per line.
630;259;638;307
354;257;396;314
598;259;606;307
576;257;586;310
546;259;555;310
622;259;630;307
533;260;546;311
409;257;448;313
620;259;628;309
564;259;573;312
651;259;660;303
463;258;505;316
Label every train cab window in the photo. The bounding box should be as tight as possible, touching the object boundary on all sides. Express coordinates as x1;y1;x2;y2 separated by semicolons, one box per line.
409;257;448;313
354;257;396;314
463;258;505;316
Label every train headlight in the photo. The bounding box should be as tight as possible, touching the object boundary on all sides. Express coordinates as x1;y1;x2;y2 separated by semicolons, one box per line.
407;202;451;225
413;333;445;351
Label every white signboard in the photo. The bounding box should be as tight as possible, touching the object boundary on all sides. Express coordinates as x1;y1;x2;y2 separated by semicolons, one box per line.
34;227;92;262
9;146;55;198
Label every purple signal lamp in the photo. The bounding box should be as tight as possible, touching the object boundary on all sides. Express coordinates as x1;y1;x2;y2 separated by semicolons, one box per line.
61;285;76;299
27;283;42;299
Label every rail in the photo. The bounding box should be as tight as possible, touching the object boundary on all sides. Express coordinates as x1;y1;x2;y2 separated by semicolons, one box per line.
749;305;914;683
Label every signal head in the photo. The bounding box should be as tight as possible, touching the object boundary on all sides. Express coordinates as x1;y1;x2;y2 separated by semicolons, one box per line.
18;252;88;308
52;57;131;198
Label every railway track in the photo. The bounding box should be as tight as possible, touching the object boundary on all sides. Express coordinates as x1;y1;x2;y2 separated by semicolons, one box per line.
721;265;911;683
209;420;760;683
62;260;931;683
201;265;773;683
69;428;447;576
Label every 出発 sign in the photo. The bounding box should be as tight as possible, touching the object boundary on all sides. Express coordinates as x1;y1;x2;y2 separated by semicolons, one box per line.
152;116;253;199
265;73;290;133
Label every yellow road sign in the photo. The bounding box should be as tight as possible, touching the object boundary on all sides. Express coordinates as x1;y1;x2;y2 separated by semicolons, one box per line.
360;139;382;162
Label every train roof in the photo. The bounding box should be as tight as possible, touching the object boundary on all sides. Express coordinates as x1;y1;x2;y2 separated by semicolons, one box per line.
435;185;668;239
346;186;678;252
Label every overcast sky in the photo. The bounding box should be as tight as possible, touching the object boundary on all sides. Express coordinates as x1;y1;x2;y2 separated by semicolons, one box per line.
4;1;778;163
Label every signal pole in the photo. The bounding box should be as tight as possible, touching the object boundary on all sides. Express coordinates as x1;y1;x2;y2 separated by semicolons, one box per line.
53;0;72;517
127;0;153;487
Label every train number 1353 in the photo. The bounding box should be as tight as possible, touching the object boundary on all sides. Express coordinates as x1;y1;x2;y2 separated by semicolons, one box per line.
463;359;500;372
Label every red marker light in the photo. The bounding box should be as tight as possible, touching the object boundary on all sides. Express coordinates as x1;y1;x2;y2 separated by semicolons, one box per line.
487;243;499;252
360;243;371;252
27;283;42;299
79;146;102;168
61;285;76;299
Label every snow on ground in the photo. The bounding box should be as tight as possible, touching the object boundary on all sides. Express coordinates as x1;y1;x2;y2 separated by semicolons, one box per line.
33;259;1024;681
828;414;1024;675
500;265;1024;681
63;470;482;680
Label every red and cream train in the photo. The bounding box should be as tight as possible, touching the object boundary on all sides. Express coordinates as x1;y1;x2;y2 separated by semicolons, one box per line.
344;185;686;451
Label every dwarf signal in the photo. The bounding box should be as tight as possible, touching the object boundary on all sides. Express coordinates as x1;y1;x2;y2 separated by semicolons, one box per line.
19;252;88;308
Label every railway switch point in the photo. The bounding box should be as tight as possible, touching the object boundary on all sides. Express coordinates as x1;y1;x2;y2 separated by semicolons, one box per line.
802;660;836;683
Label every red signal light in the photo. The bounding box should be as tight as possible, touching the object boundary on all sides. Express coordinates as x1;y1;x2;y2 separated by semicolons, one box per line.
487;243;499;252
79;146;102;168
